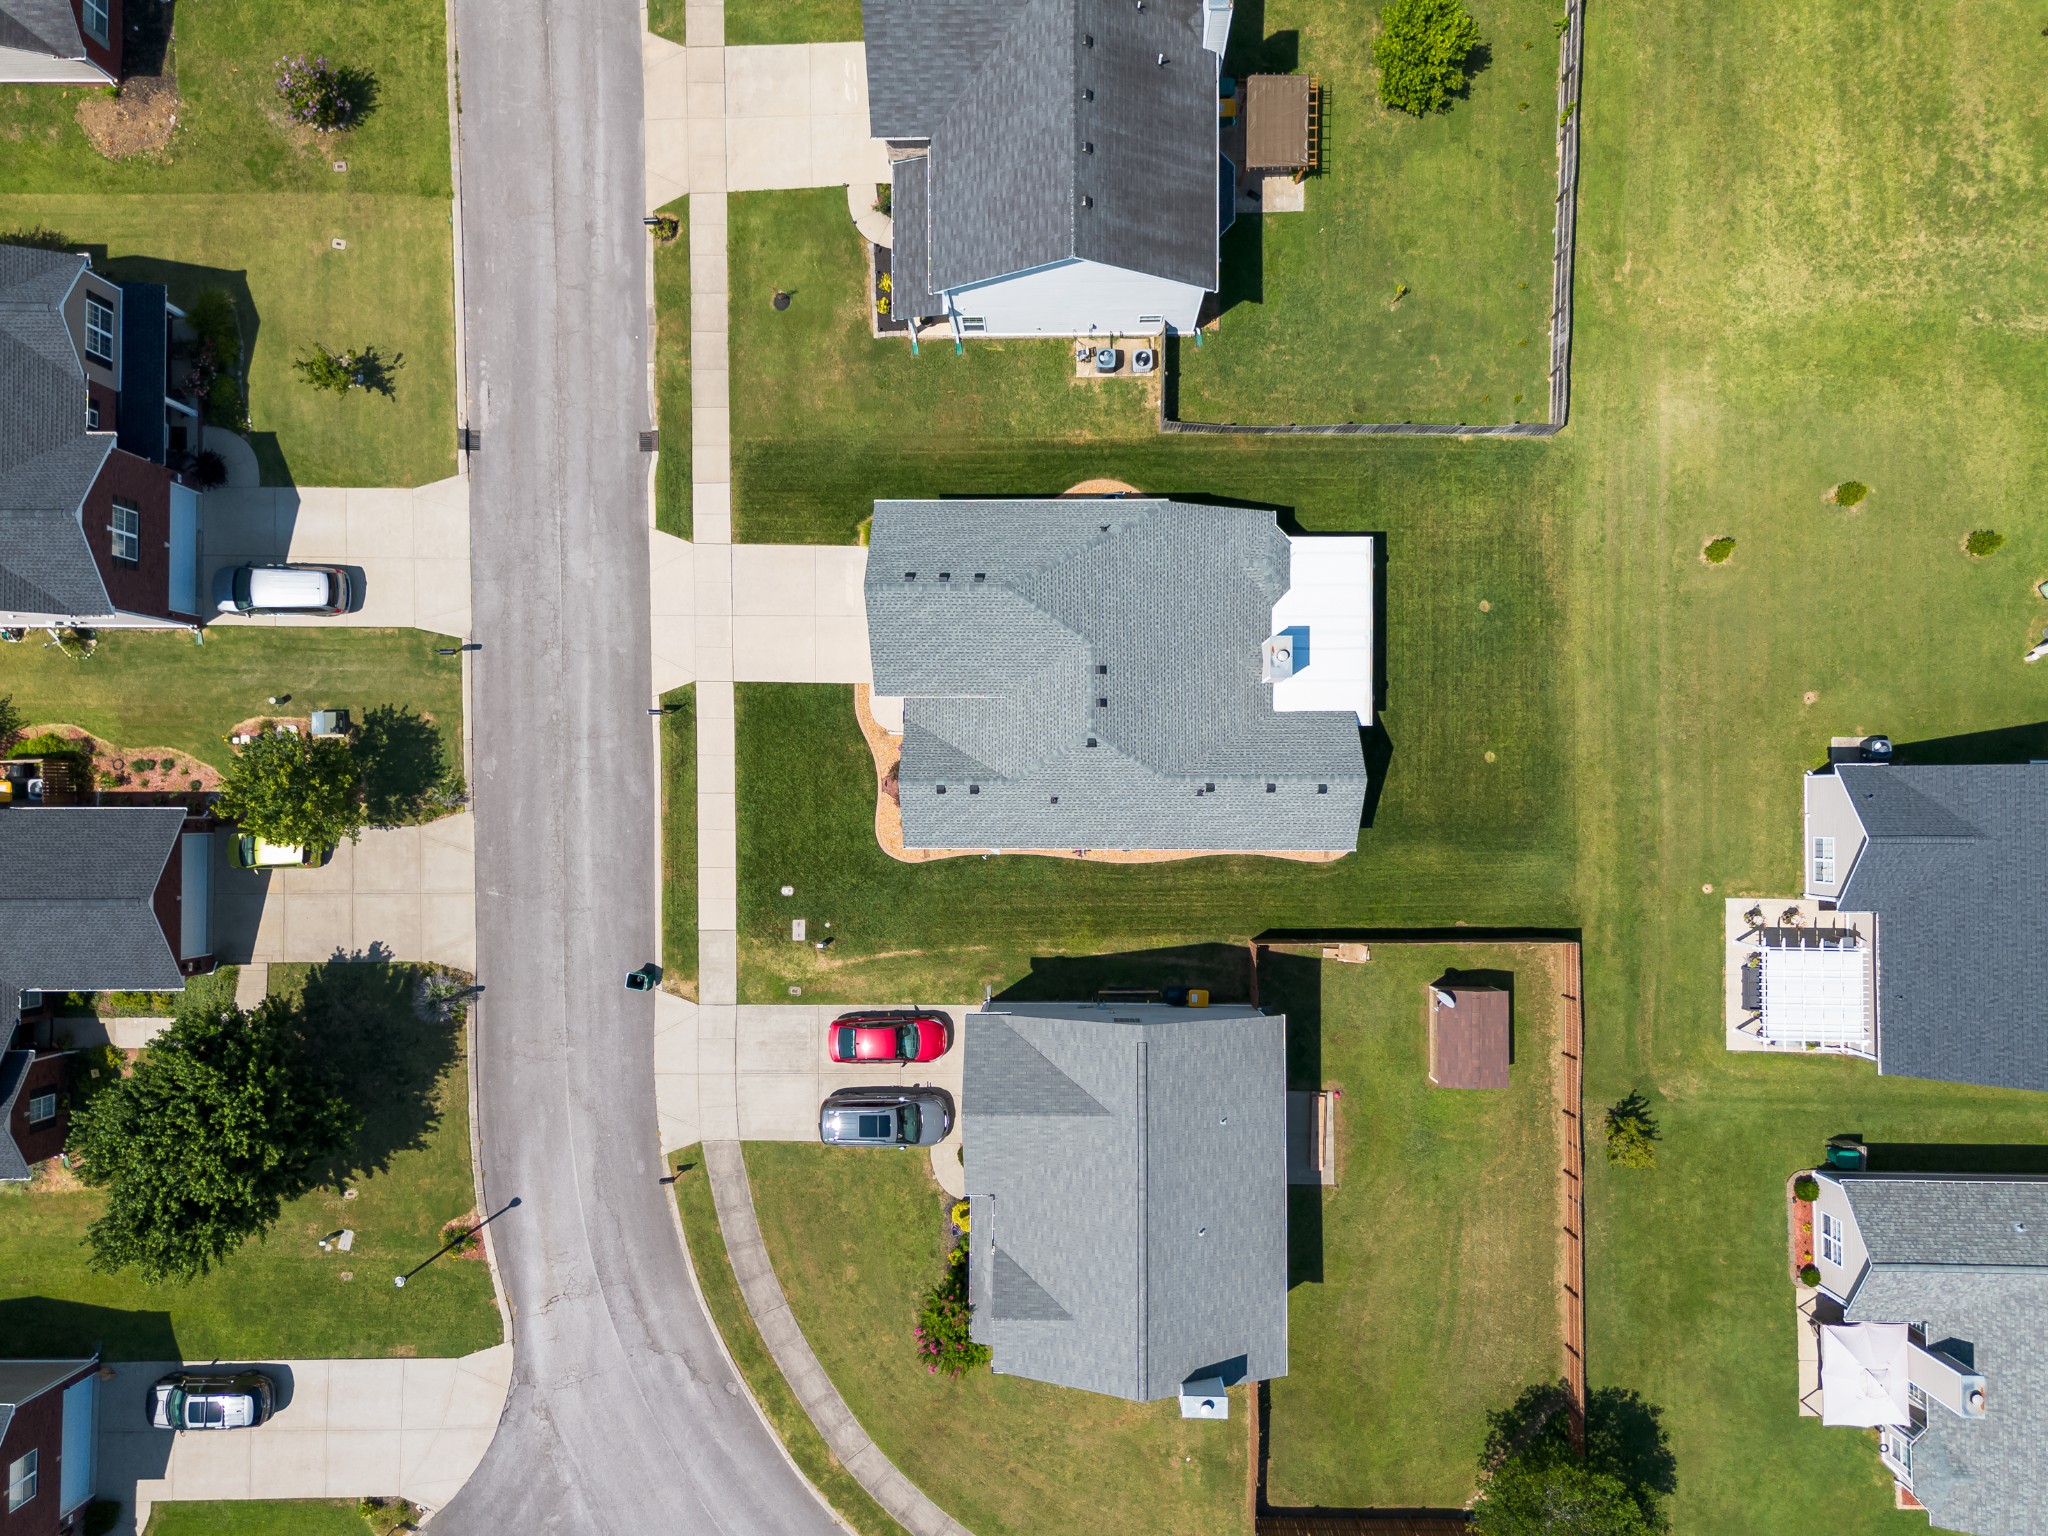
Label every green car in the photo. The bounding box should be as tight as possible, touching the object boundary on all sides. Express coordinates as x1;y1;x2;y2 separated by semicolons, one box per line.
229;834;331;870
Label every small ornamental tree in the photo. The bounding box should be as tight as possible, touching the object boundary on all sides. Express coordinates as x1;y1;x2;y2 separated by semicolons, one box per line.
215;731;366;849
1605;1092;1659;1169
1703;536;1736;564
294;342;362;394
68;998;355;1282
914;1245;990;1377
1965;528;2005;558
275;54;357;130
1373;0;1484;117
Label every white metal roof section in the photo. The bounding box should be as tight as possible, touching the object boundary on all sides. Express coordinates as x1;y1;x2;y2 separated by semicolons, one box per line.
1820;1322;1913;1427
1759;938;1871;1046
1267;535;1373;725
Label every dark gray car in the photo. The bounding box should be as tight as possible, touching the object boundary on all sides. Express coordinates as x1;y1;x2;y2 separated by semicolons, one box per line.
148;1370;276;1430
818;1086;954;1148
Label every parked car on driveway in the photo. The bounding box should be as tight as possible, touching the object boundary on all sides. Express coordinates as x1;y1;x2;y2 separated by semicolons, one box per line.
148;1371;276;1431
828;1010;951;1064
214;563;350;616
229;833;331;870
819;1086;954;1148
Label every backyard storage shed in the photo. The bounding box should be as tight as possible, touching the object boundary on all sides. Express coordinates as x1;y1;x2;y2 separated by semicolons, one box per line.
962;1001;1288;1405
1428;981;1510;1089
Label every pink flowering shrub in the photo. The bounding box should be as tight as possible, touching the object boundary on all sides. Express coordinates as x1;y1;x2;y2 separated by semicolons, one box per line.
913;1245;989;1377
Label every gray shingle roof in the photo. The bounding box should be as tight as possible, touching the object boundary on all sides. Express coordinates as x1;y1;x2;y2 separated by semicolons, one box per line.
0;0;85;59
0;808;187;1019
1838;1175;2048;1536
963;1003;1288;1401
0;1050;32;1182
867;499;1367;853
865;0;1219;292
0;243;117;621
1833;763;2048;1091
888;155;939;319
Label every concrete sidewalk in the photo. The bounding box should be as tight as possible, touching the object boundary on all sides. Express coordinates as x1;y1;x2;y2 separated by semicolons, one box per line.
100;1346;513;1532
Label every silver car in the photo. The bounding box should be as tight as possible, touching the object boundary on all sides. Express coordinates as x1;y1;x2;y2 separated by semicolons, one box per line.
148;1370;276;1430
819;1087;954;1148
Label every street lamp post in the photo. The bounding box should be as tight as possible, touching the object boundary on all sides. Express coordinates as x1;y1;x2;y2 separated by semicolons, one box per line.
395;1196;521;1288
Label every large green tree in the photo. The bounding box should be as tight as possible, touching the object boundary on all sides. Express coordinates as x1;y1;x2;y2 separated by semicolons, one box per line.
1373;0;1484;116
1474;1459;1655;1536
214;730;365;848
1473;1383;1674;1535
69;998;355;1282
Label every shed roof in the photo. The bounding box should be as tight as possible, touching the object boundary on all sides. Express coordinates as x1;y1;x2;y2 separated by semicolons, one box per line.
1429;984;1510;1089
962;1002;1288;1401
865;499;1367;853
864;0;1220;293
0;243;117;622
1831;762;2048;1090
1241;75;1313;170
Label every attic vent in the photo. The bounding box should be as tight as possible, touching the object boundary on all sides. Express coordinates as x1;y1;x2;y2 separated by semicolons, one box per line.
1113;1016;1142;1023
1050;795;1060;804
1157;51;1168;64
1265;782;1276;793
904;571;917;580
1096;664;1108;674
1205;782;1216;792
969;784;980;794
1317;783;1328;794
1096;697;1108;707
974;572;986;581
1086;737;1098;747
936;785;947;794
1080;195;1094;208
1082;87;1094;100
1082;141;1095;154
1099;524;1110;532
939;571;951;580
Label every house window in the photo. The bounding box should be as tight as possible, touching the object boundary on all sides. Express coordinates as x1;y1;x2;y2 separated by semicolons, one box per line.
86;387;101;430
1819;1210;1843;1267
84;292;116;366
1811;836;1835;885
6;1450;34;1512
110;499;141;564
27;1093;57;1126
81;0;109;44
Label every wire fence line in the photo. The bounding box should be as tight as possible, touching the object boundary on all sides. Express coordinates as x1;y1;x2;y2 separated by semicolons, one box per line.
1163;0;1588;439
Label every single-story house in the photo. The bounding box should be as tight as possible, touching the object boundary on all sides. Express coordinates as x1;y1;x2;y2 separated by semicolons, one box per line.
0;1356;101;1535
865;498;1372;854
1807;1170;2048;1535
0;0;120;85
2;242;206;632
962;1000;1287;1410
1;806;214;1112
1428;980;1510;1089
1800;752;2048;1091
864;0;1233;338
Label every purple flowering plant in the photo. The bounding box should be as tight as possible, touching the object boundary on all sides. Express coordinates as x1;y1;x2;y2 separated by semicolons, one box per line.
275;54;356;130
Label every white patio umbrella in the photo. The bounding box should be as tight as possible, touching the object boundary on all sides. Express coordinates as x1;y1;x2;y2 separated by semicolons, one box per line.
1820;1323;1913;1427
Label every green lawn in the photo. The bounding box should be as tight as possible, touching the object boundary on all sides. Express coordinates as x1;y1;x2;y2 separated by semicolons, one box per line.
654;199;692;538
0;963;499;1361
724;0;863;46
661;685;699;998
672;1149;906;1536
143;1500;373;1536
745;1143;1245;1536
0;627;462;771
1176;0;1557;426
1261;946;1565;1509
727;188;1157;541
0;0;450;196
0;193;455;486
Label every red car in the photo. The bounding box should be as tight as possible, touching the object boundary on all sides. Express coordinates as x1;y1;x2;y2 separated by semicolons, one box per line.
829;1011;951;1064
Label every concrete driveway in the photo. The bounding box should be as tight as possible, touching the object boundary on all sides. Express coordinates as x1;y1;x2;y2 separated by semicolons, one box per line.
210;815;476;972
201;478;470;636
650;532;871;692
98;1346;513;1533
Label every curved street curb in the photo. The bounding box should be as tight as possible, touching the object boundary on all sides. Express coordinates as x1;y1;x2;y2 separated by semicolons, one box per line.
702;1140;976;1536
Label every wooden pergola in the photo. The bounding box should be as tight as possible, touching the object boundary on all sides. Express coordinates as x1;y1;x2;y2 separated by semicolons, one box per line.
1240;74;1321;175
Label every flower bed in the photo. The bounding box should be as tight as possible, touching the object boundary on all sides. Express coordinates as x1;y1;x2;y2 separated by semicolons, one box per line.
1787;1173;1816;1284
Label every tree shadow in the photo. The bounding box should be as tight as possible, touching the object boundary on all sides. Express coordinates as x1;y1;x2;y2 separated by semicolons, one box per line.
0;1297;179;1360
353;704;449;826
283;954;462;1189
335;66;381;126
351;345;405;399
1450;42;1493;100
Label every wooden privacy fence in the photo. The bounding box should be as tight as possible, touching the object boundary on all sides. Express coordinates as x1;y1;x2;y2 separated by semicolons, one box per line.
1559;943;1587;1451
1164;0;1589;437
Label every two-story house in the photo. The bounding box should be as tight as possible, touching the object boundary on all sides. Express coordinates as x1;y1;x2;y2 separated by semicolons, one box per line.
1;242;206;633
0;0;122;85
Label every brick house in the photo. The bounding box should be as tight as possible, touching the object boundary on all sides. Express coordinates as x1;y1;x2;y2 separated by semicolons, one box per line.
1;242;206;631
0;0;121;85
0;805;214;1182
0;1358;101;1536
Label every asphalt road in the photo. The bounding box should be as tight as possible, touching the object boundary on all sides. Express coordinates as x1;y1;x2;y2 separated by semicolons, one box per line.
433;1;843;1530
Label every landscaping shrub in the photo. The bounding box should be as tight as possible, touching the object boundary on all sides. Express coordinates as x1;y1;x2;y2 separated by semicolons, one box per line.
1373;0;1483;116
913;1244;989;1377
1799;1264;1821;1287
1966;528;2005;558
1793;1175;1819;1202
275;55;360;130
0;692;19;751
1832;480;1868;507
1702;536;1736;564
12;730;91;764
1605;1092;1659;1169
